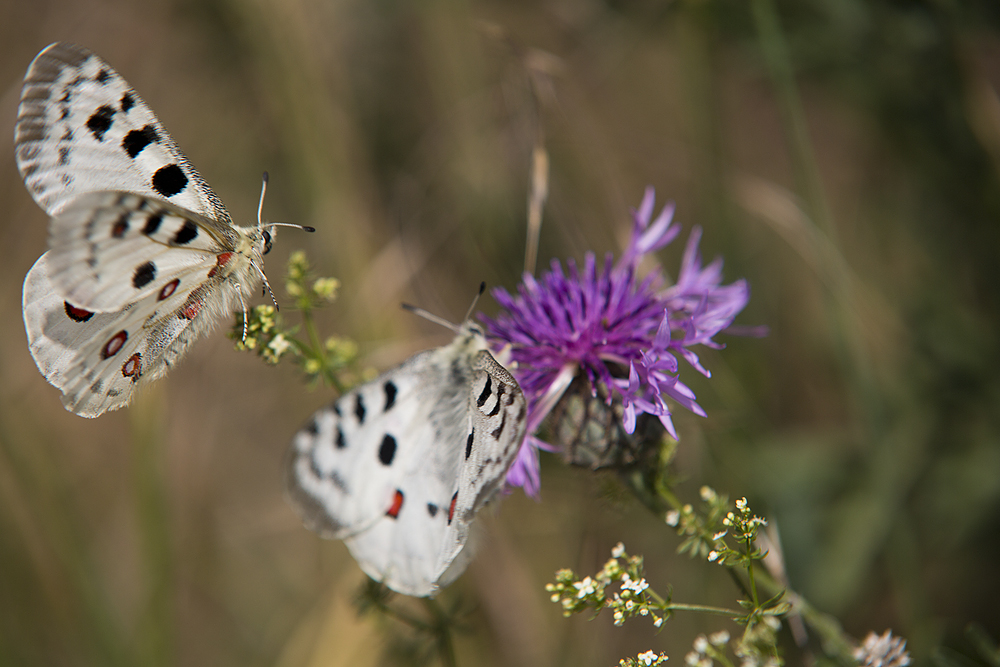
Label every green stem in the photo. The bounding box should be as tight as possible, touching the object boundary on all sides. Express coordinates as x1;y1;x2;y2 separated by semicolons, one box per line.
664;602;742;617
421;598;457;667
751;569;857;664
301;307;343;392
745;537;760;609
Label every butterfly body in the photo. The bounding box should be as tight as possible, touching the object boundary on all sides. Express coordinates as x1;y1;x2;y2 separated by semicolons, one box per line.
286;322;527;597
17;43;277;417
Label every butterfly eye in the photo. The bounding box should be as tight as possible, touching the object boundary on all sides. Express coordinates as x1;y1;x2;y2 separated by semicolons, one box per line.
262;230;272;255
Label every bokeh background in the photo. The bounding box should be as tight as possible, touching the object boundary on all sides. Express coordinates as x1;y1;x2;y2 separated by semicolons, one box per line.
1;1;999;665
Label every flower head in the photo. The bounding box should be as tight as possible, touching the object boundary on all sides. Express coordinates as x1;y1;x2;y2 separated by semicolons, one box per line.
483;187;753;496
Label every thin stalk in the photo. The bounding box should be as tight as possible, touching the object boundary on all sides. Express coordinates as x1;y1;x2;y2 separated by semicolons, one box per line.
421;598;457;667
130;393;173;667
301;307;344;393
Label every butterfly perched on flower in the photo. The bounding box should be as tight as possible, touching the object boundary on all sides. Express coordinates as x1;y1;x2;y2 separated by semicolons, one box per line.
16;42;311;417
286;310;528;597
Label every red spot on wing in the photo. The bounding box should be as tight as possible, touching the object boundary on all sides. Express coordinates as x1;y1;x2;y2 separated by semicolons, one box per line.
101;331;128;359
386;489;405;519
158;278;179;301
121;353;142;381
181;299;203;320
208;252;234;278
64;302;94;322
447;491;458;525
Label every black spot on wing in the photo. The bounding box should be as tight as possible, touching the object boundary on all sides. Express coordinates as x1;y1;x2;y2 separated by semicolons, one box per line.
172;220;198;245
304;417;318;435
427;503;438;517
120;92;134;112
86;105;115;141
133;261;156;288
384;381;397;411
122;125;158;158
95;68;109;84
379;434;396;466
333;403;342;418
143;212;163;236
477;375;492;408
152;164;188;197
466;430;474;459
490;409;508;440
354;394;366;424
336;426;346;449
487;383;505;417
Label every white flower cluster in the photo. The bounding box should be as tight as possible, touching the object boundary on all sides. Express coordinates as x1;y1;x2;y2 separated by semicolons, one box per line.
619;650;669;667
684;631;732;667
545;543;667;629
854;630;911;667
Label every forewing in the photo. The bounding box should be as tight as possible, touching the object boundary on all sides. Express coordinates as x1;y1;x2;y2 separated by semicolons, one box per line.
23;252;213;417
15;42;231;223
438;350;527;571
46;191;231;311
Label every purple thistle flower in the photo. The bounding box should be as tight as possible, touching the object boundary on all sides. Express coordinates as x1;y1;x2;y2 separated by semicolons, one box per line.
481;187;754;497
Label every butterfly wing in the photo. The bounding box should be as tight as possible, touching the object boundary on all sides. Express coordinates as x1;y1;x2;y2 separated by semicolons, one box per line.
287;329;527;597
46;191;232;311
15;43;266;417
23;252;219;417
438;350;527;570
16;42;231;223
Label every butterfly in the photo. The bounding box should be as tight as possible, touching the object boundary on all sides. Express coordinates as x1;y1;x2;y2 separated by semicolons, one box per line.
16;42;311;417
285;316;528;597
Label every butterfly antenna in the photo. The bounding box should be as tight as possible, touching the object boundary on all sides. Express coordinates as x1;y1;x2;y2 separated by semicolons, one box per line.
463;281;487;322
257;172;268;229
258;172;316;233
401;304;460;333
264;221;317;233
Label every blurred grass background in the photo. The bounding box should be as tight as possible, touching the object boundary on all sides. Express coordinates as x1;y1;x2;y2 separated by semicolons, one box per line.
1;0;999;665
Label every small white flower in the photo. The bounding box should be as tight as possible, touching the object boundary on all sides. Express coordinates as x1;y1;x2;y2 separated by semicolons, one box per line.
612;542;626;558
574;576;596;598
626;599;635;611
712;531;728;541
665;510;680;526
764;616;781;630
700;486;717;501
735;497;748;510
707;551;719;562
709;630;730;646
654;616;664;628
268;333;291;357
685;652;700;666
693;636;709;653
639;650;657;665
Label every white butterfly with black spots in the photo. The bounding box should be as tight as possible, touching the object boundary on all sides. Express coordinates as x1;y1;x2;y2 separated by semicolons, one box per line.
16;42;310;417
286;320;528;597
